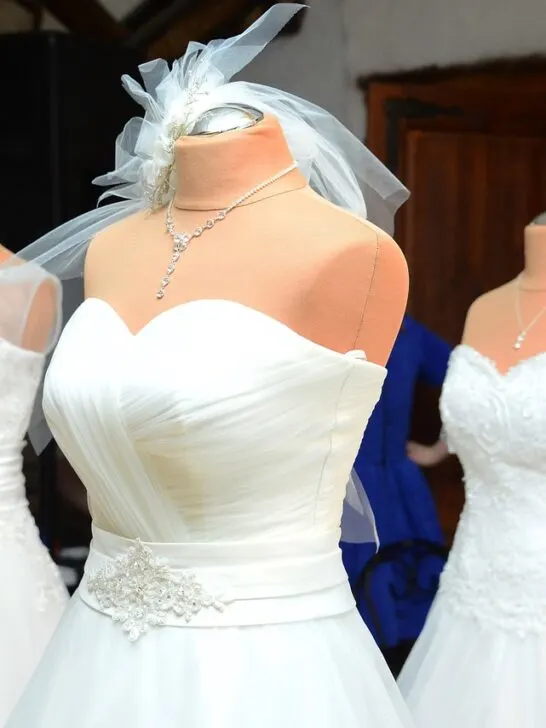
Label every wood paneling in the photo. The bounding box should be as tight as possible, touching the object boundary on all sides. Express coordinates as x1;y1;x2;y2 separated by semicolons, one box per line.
403;131;546;341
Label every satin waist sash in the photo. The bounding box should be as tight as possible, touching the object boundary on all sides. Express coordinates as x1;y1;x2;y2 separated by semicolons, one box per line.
79;525;354;638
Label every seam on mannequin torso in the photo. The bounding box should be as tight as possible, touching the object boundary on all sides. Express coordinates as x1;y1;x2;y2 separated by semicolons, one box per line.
351;228;380;351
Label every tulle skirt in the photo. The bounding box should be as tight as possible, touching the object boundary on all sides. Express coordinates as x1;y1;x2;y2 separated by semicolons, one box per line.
0;507;67;726
7;593;415;728
398;597;546;727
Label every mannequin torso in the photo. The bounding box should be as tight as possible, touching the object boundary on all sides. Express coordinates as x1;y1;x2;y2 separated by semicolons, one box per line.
463;224;546;373
85;116;408;365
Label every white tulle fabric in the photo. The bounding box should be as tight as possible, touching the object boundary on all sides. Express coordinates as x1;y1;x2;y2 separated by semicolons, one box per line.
6;298;415;728
0;260;67;726
19;4;408;286
399;344;546;727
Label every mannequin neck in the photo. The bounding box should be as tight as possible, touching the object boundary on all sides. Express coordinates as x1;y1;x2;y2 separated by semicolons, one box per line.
172;114;306;211
522;225;546;289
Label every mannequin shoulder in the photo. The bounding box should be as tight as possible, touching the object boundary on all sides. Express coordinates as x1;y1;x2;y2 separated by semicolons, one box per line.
84;209;154;294
0;244;12;264
312;216;408;303
294;190;408;362
24;276;59;352
0;249;60;352
462;281;515;342
295;187;407;283
0;247;58;342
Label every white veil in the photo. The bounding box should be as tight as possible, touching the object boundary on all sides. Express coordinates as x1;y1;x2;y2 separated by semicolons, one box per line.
17;3;409;545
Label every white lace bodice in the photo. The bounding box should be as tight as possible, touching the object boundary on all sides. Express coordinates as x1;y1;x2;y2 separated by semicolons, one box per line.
44;298;386;545
0;341;44;450
439;345;546;635
0;258;61;452
0;258;61;501
0;339;44;533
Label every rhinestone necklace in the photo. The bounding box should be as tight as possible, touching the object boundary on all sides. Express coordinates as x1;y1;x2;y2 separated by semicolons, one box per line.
513;274;546;350
157;161;298;299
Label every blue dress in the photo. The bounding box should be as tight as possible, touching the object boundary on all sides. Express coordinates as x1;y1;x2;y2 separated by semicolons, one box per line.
342;316;451;648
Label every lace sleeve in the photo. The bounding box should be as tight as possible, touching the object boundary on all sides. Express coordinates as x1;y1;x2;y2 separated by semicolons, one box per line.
0;255;62;355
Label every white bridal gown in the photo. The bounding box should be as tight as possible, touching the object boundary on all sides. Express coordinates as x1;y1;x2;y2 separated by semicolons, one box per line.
0;260;67;725
7;297;415;728
399;344;546;727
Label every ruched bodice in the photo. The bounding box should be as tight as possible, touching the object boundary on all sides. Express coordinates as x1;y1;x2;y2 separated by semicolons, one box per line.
44;298;386;544
6;296;419;728
438;345;546;633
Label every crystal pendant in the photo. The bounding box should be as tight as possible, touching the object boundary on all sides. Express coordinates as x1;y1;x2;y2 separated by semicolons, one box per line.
514;332;525;350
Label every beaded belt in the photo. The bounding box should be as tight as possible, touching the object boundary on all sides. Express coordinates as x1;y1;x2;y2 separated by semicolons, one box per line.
79;525;354;640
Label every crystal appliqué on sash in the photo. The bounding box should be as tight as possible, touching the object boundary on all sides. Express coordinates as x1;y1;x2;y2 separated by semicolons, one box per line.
87;539;225;641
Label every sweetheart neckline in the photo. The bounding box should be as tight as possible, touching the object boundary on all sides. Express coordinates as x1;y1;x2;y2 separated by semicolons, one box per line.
454;344;546;378
83;297;387;374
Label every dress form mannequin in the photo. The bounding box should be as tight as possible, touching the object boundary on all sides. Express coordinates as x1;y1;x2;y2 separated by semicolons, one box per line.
409;220;546;467
85;114;408;365
0;245;57;353
463;221;546;372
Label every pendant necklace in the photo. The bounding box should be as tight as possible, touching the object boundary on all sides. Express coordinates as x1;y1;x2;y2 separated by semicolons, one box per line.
513;274;546;350
157;161;298;300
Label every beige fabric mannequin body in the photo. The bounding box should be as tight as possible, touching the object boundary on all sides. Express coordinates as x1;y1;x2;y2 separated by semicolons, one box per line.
463;224;546;373
85;115;408;365
0;245;10;266
0;244;57;353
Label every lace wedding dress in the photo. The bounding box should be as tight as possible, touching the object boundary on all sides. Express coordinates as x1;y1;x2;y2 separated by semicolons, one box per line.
6;297;415;728
399;344;546;727
0;260;67;726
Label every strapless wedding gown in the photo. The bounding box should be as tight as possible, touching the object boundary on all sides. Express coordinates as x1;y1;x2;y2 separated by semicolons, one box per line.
0;338;67;725
7;297;415;728
399;344;546;727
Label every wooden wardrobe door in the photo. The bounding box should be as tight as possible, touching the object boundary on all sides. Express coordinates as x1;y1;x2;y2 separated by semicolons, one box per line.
403;131;546;342
365;68;546;541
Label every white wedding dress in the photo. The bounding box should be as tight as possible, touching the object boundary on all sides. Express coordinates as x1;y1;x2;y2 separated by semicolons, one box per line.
7;297;415;728
399;344;546;727
0;261;67;726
